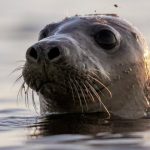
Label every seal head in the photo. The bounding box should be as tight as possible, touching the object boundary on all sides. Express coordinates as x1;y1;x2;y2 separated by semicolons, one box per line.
22;14;150;119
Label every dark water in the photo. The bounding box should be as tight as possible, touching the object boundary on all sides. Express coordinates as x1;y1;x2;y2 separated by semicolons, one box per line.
1;100;150;150
0;0;150;149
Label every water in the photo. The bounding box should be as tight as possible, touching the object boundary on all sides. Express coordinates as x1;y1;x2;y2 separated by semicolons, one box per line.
0;0;150;149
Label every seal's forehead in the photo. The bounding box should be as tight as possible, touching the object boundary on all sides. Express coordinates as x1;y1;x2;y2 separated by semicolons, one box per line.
39;15;138;39
39;17;92;39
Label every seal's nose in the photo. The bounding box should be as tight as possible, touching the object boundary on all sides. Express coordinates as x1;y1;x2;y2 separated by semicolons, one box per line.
47;47;60;61
27;47;38;61
26;42;61;62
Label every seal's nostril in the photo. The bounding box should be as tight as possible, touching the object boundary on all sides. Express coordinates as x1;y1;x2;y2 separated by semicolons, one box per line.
48;47;60;60
29;47;38;60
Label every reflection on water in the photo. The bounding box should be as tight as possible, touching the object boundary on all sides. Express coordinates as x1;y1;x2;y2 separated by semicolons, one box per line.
28;114;150;150
1;110;150;150
30;113;150;136
0;0;150;149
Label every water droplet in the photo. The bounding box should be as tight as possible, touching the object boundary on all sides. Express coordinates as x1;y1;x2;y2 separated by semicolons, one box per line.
129;68;132;72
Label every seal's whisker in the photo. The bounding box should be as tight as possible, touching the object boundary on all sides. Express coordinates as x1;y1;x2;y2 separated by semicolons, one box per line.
69;75;84;112
17;82;25;103
40;91;52;110
86;80;110;118
18;82;26;105
31;90;39;114
14;74;23;85
68;77;76;105
80;80;95;103
32;90;37;111
88;72;112;98
44;100;51;110
86;80;102;108
10;66;24;76
74;78;88;111
24;88;27;107
27;81;35;109
90;68;110;80
87;74;109;98
25;85;30;108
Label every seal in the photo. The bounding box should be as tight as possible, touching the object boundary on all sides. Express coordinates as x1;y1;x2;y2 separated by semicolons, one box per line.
22;14;150;119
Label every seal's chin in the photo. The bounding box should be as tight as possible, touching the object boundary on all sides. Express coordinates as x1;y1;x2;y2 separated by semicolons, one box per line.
37;80;70;101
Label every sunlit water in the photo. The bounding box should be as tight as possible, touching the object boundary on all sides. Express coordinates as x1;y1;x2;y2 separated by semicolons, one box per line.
0;0;150;149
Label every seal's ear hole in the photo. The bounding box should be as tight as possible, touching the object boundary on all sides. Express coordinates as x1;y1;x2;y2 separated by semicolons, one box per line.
48;47;60;60
94;29;117;50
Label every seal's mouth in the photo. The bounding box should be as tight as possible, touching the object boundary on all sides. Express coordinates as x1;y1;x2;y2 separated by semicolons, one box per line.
36;81;51;92
36;79;111;97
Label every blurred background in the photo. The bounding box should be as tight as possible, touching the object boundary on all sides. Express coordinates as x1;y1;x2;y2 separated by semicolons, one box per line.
0;0;150;109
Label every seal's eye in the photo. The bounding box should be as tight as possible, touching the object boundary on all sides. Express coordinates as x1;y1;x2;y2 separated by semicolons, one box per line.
94;29;117;50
